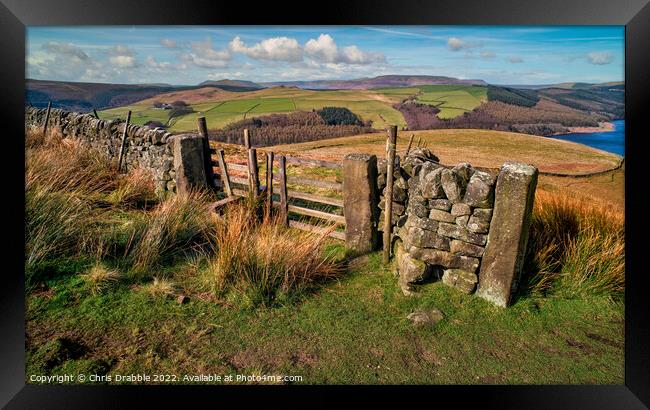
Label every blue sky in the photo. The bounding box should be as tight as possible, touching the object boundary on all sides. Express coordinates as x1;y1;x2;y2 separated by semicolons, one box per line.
26;26;624;85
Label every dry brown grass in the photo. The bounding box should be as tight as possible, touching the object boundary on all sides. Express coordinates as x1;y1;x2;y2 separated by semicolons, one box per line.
130;190;215;273
201;201;343;306
142;277;178;298
81;263;121;295
524;189;624;299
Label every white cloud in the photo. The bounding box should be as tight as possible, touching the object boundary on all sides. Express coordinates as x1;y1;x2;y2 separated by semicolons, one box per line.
182;38;231;68
508;56;524;63
41;42;89;61
304;34;338;63
229;36;303;62
304;34;385;65
108;45;137;68
160;39;177;48
480;51;496;59
587;51;613;65
447;37;482;52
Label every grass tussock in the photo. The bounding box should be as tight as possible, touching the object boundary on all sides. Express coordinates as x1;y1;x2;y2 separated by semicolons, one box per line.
524;189;624;299
80;263;121;295
142;277;178;298
201;202;343;307
130;190;214;273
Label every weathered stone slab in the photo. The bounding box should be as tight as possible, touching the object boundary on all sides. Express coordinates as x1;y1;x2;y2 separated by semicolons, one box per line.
442;269;478;294
406;215;439;232
441;169;466;203
421;167;445;199
396;241;429;296
452;163;474;184
451;203;472;216
406;226;450;250
437;222;487;246
467;216;490;233
429;199;452;211
472;208;493;222
173;134;208;195
429;209;456;223
463;170;497;208
410;248;480;272
455;215;470;227
450;240;485;258
477;161;538;307
407;308;444;326
343;153;379;254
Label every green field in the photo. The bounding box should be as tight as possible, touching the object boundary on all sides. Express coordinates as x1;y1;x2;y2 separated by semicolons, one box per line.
375;85;488;119
99;88;408;132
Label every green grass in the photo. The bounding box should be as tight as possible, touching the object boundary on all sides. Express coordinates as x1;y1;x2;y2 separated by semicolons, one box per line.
26;250;623;384
98;88;408;132
416;85;487;119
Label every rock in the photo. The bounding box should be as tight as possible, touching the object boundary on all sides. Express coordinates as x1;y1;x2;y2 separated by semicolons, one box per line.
397;243;430;295
407;308;444;326
410;248;480;272
405;226;450;251
472;208;493;222
429;199;452;211
451;203;472;216
421;167;445;199
450;240;485;258
406;215;439;232
177;295;189;304
392;185;408;202
437;222;487;246
442;269;478;294
455;215;470;227
467;216;490;233
452;163;474;184
407;147;439;163
477;162;538;307
377;173;387;190
440;169;466;203
429;209;456;223
463;170;497;208
411;203;429;218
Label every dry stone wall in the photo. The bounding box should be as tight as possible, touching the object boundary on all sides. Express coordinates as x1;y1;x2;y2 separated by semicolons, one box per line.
376;147;537;306
25;107;177;194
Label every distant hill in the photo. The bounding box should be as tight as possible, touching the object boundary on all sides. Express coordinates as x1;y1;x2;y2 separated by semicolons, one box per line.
496;81;625;90
197;79;263;91
260;75;486;90
25;78;263;112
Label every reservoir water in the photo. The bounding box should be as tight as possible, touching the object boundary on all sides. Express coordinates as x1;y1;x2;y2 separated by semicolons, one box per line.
550;119;625;157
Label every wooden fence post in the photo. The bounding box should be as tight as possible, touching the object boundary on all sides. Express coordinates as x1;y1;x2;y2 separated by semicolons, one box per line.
404;134;415;157
265;151;274;218
196;116;215;187
216;149;232;197
243;128;251;149
43;101;52;136
117;110;132;172
416;136;422;148
383;125;398;264
278;155;289;226
247;148;260;198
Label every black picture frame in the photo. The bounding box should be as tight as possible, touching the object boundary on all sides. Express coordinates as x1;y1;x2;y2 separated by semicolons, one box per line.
2;0;649;407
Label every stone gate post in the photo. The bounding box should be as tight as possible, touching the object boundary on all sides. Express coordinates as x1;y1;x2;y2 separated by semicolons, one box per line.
343;153;380;254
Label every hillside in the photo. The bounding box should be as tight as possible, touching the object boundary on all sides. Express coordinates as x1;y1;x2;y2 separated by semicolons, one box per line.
28;75;622;138
25;79;261;112
260;75;486;90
